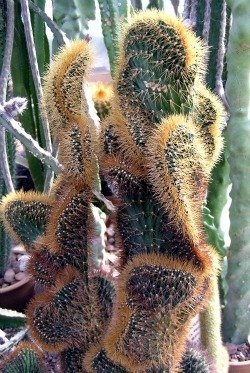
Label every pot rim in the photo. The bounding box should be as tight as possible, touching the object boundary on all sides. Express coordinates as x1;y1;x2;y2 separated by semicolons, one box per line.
229;360;250;366
0;274;32;294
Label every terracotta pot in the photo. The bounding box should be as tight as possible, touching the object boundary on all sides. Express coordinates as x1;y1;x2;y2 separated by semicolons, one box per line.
0;275;34;312
229;360;250;373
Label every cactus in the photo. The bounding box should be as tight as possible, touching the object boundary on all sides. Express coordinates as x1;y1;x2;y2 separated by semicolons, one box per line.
222;0;250;344
0;10;227;372
180;344;213;373
97;0;131;76
0;342;47;373
115;10;205;148
147;0;164;10
0;192;53;249
0;0;16;277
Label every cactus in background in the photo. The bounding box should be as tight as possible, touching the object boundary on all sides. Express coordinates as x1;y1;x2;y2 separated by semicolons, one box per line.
147;0;164;10
53;0;96;40
222;0;250;344
0;0;16;277
98;0;131;76
0;342;47;373
185;2;230;370
0;10;227;372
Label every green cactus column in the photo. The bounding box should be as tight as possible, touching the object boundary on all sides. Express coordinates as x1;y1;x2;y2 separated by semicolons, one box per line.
222;0;250;344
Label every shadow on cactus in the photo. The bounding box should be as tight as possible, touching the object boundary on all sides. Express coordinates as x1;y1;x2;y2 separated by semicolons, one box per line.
0;9;228;373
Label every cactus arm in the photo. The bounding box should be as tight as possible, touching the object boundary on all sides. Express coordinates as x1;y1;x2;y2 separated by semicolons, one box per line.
28;0;67;46
0;0;16;276
11;1;45;191
200;275;229;373
20;0;53;166
0;0;15;193
131;0;142;10
0;342;47;373
195;0;206;38
206;0;225;90
0;191;53;248
98;0;120;77
222;0;250;344
147;0;164;10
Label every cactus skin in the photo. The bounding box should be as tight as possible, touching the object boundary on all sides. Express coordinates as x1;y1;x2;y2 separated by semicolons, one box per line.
97;0;120;77
44;183;92;273
180;344;213;373
42;40;93;135
191;85;225;170
0;0;16;277
57;123;97;188
61;347;86;373
27;267;95;352
115;10;205;148
27;240;65;287
102;253;215;371
146;115;210;243
147;0;164;10
0;192;53;249
200;275;229;373
84;345;128;373
102;155;210;269
100;113;144;165
0;342;47;373
222;0;250;344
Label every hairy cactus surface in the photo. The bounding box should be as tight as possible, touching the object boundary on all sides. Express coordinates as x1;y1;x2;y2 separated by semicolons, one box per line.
0;192;53;249
180;344;213;373
0;9;226;373
115;10;205;148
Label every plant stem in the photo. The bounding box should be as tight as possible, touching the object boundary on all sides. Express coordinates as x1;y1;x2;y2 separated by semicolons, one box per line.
20;0;54;188
190;0;197;26
0;0;14;193
28;0;67;47
0;107;62;174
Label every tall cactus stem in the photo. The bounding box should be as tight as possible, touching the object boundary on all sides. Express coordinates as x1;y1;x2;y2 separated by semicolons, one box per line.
222;0;250;344
200;275;229;372
98;0;119;77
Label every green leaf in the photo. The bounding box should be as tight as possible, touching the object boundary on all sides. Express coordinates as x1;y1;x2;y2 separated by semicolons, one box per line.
0;308;26;329
11;2;45;191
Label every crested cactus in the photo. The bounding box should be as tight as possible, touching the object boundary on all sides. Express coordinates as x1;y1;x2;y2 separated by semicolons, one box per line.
0;192;53;249
0;9;227;373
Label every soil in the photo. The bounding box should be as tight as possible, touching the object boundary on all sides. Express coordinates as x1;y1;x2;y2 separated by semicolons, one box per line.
226;342;250;362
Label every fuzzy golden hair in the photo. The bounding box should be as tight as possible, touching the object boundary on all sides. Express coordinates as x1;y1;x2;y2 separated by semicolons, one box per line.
42;40;93;135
